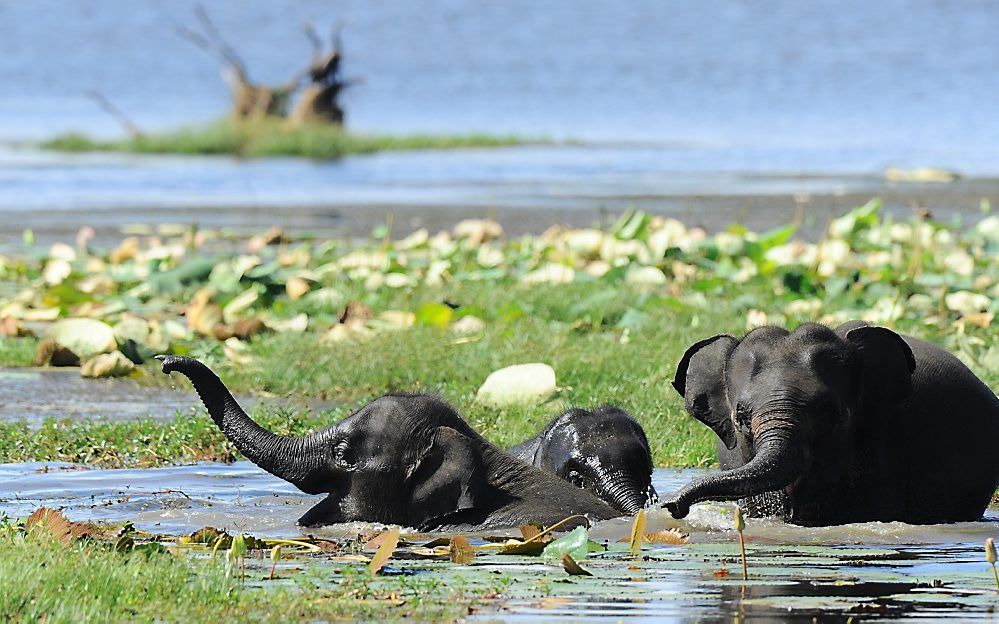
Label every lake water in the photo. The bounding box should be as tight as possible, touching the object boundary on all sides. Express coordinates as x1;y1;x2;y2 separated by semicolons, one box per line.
3;461;999;620
3;1;999;240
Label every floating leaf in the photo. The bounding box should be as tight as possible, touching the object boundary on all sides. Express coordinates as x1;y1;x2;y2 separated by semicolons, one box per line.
449;535;475;564
644;529;689;545
367;527;400;575
629;509;647;556
542;526;601;563
561;553;593;576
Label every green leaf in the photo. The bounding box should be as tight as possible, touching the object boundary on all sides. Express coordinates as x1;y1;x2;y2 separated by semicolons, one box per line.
612;209;651;240
415;302;454;328
541;526;603;563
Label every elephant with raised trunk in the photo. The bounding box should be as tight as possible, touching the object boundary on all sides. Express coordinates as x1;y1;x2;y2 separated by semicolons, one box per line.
664;321;999;525
510;406;657;514
157;356;619;530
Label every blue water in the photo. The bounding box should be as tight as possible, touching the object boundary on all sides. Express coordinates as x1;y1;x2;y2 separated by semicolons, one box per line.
2;0;999;230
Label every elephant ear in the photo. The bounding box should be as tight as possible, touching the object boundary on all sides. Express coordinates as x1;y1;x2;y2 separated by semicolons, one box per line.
672;334;740;449
844;325;916;413
407;426;488;528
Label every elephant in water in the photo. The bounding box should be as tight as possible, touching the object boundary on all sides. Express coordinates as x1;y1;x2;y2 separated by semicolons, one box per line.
510;407;657;514
664;321;999;526
158;356;619;530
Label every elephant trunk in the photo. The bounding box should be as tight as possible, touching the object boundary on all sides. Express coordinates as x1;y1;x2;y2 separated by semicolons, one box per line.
157;356;332;494
663;422;804;519
597;470;656;514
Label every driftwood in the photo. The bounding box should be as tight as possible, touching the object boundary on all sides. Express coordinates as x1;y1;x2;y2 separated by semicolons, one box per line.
178;5;299;121
178;6;357;126
288;20;358;127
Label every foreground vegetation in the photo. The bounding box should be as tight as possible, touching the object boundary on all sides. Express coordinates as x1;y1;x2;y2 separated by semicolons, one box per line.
5;201;999;621
2;200;999;469
41;118;526;159
0;515;489;622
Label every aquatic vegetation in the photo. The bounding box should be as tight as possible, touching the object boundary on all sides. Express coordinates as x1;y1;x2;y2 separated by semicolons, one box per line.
987;537;998;591
734;503;748;581
2;200;999;470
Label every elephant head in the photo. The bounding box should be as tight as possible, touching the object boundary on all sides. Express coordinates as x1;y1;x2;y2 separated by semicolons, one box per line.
522;407;657;514
158;356;619;530
663;321;915;524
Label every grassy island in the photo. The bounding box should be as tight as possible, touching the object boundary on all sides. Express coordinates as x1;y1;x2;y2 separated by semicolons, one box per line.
41;118;528;159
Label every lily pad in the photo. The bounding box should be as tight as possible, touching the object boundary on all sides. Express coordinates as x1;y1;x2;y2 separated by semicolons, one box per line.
475;363;557;407
46;318;117;359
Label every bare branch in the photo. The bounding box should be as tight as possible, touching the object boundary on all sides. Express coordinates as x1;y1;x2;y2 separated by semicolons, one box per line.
302;20;322;60
178;4;248;81
85;89;143;139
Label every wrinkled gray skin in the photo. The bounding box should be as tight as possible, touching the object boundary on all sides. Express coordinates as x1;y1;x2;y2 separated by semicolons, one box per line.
664;321;999;525
157;356;619;531
509;407;657;514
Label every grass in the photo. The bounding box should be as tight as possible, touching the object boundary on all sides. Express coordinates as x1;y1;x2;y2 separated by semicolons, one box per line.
41;118;526;159
0;281;727;468
0;530;483;623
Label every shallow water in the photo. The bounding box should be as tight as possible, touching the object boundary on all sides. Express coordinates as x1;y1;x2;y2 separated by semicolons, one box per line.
3;461;998;620
0;368;202;424
0;368;338;424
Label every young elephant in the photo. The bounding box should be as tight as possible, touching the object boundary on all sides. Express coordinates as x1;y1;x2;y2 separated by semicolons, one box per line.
157;356;619;531
665;321;999;526
509;407;657;514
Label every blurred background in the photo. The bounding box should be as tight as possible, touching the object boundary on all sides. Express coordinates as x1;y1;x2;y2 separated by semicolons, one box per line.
3;0;998;242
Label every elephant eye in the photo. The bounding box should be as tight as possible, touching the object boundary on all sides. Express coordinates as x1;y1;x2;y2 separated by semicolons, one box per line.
564;469;588;489
734;404;752;430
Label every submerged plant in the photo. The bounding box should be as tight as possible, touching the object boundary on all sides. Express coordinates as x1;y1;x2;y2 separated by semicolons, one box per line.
987;537;998;592
734;504;747;581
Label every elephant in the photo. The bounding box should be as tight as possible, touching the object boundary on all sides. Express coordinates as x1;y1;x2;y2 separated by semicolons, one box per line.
157;356;620;531
509;406;657;514
663;321;999;525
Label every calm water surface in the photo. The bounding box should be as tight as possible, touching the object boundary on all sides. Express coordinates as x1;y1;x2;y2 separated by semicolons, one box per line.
3;462;998;621
3;1;999;235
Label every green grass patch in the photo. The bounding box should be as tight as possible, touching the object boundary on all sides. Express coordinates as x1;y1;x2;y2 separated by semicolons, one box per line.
0;530;481;623
41;118;527;159
0;281;726;468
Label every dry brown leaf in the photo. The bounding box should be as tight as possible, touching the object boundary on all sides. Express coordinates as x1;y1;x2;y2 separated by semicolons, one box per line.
0;316;30;338
561;553;592;576
449;535;475;564
629;509;647;555
339;301;374;325
108;237;140;264
498;539;549;556
419;537;452;548
186;289;222;337
644;528;689;545
25;508;93;544
519;523;544;541
367;528;400;575
34;339;81;367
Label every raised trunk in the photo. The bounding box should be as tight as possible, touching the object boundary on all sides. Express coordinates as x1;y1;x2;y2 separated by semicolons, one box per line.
664;435;803;519
157;356;333;494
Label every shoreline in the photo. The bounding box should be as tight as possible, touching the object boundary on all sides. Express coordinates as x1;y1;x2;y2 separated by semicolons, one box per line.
4;178;997;250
